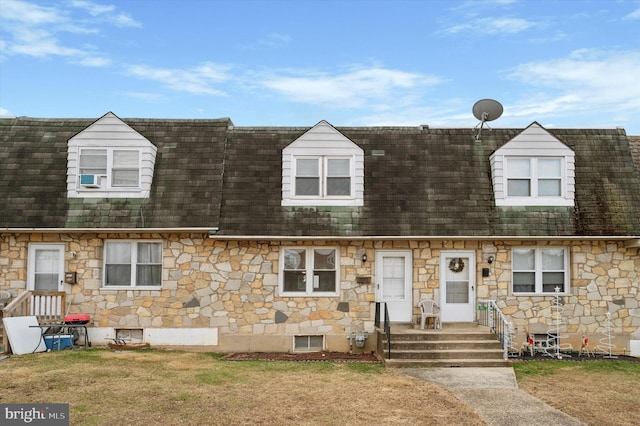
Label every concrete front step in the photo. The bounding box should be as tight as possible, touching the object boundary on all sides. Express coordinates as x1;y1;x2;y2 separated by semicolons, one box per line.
386;348;505;360
378;323;508;367
390;340;503;351
384;358;511;368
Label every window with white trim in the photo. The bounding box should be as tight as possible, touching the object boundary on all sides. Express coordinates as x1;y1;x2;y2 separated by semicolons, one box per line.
294;156;353;198
294;335;324;352
512;247;569;294
280;247;339;295
104;241;162;288
79;148;140;189
506;157;563;197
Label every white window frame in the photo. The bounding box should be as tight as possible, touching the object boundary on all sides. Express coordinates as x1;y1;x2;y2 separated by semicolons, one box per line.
293;335;325;352
279;247;340;296
27;243;65;292
103;240;163;289
292;156;355;200
504;156;565;200
78;147;141;190
511;247;570;295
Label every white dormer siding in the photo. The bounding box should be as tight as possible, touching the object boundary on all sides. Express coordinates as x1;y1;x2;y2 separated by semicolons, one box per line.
67;112;157;198
282;121;364;206
491;122;575;207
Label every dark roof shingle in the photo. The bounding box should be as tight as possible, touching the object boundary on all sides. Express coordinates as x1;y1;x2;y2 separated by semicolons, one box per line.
2;116;639;237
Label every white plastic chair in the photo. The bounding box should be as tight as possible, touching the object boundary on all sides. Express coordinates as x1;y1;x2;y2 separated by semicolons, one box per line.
419;300;440;329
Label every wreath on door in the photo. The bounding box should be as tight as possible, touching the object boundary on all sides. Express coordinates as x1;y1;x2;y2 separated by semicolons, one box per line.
448;258;465;273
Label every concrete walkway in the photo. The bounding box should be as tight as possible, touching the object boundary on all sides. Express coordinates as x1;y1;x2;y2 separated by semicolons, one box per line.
397;367;585;426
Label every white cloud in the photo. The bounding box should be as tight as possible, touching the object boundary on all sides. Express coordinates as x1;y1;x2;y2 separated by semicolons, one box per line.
260;67;442;108
126;63;232;95
76;56;112;67
507;49;640;119
0;0;63;25
68;0;115;16
69;0;141;27
9;27;84;57
440;17;539;35
0;0;141;62
0;106;13;116
622;6;640;20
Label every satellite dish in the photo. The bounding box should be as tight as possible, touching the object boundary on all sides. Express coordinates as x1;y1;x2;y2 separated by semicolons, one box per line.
473;99;503;140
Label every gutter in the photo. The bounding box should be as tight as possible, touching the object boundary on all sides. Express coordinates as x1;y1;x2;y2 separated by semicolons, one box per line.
208;235;640;242
1;227;218;234
2;229;638;246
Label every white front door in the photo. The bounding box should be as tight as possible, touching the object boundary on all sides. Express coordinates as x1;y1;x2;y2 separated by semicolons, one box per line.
376;250;413;322
440;251;476;323
27;244;65;292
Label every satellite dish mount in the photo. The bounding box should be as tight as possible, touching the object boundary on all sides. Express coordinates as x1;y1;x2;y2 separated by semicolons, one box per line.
473;99;503;140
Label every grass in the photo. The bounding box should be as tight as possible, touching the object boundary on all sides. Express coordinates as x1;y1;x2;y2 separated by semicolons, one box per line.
513;360;640;426
4;349;638;425
0;349;483;426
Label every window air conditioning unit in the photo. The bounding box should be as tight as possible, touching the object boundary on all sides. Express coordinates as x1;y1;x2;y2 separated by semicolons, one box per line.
80;174;100;188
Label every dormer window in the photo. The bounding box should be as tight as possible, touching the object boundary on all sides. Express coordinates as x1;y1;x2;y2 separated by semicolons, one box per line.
67;112;156;199
282;121;363;207
506;157;563;197
294;156;352;198
79;148;140;189
491;122;575;207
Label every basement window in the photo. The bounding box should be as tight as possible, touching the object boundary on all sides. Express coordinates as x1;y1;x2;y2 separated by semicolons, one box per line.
115;328;143;344
294;335;324;352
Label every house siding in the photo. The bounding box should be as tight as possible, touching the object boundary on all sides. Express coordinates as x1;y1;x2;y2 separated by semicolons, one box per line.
2;116;640;354
2;233;638;352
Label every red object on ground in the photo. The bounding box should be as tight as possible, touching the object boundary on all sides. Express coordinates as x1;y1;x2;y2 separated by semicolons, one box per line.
64;314;90;324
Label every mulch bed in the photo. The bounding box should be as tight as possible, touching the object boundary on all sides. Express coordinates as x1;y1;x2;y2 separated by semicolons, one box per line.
222;351;381;363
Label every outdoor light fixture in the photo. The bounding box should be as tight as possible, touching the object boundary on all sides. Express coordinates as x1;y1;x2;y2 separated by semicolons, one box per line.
361;253;368;263
487;255;495;264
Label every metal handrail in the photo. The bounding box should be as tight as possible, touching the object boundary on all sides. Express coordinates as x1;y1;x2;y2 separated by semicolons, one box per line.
477;299;512;360
374;302;392;359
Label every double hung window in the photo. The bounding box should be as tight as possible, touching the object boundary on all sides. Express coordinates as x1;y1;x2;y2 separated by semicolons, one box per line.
79;148;140;189
105;241;162;288
506;157;562;197
294;157;352;198
281;247;339;295
512;247;568;294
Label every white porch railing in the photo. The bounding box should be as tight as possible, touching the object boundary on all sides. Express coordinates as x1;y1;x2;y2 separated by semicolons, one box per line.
477;299;514;361
2;291;66;354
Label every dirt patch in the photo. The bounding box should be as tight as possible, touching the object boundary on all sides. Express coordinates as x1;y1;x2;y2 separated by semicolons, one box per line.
222;350;381;362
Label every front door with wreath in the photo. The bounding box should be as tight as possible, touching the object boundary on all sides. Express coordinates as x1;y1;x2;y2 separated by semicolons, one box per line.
439;251;476;323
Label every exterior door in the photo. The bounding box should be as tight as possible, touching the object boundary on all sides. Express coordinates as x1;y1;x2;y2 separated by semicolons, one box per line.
28;244;65;292
440;251;475;322
375;250;413;322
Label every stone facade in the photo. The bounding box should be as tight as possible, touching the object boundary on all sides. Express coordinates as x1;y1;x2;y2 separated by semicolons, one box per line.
1;233;639;354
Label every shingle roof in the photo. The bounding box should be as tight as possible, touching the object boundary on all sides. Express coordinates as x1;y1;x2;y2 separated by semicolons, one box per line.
629;136;640;182
2;116;639;237
0;116;229;229
219;126;640;237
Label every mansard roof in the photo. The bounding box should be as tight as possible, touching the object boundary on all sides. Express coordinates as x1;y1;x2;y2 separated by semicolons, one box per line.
1;115;639;237
0;116;229;229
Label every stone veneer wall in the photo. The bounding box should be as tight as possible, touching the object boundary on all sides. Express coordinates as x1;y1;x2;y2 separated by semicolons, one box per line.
1;233;378;352
1;234;639;353
475;240;640;352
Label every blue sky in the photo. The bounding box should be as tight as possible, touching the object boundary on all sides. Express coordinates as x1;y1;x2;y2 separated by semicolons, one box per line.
1;0;639;133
